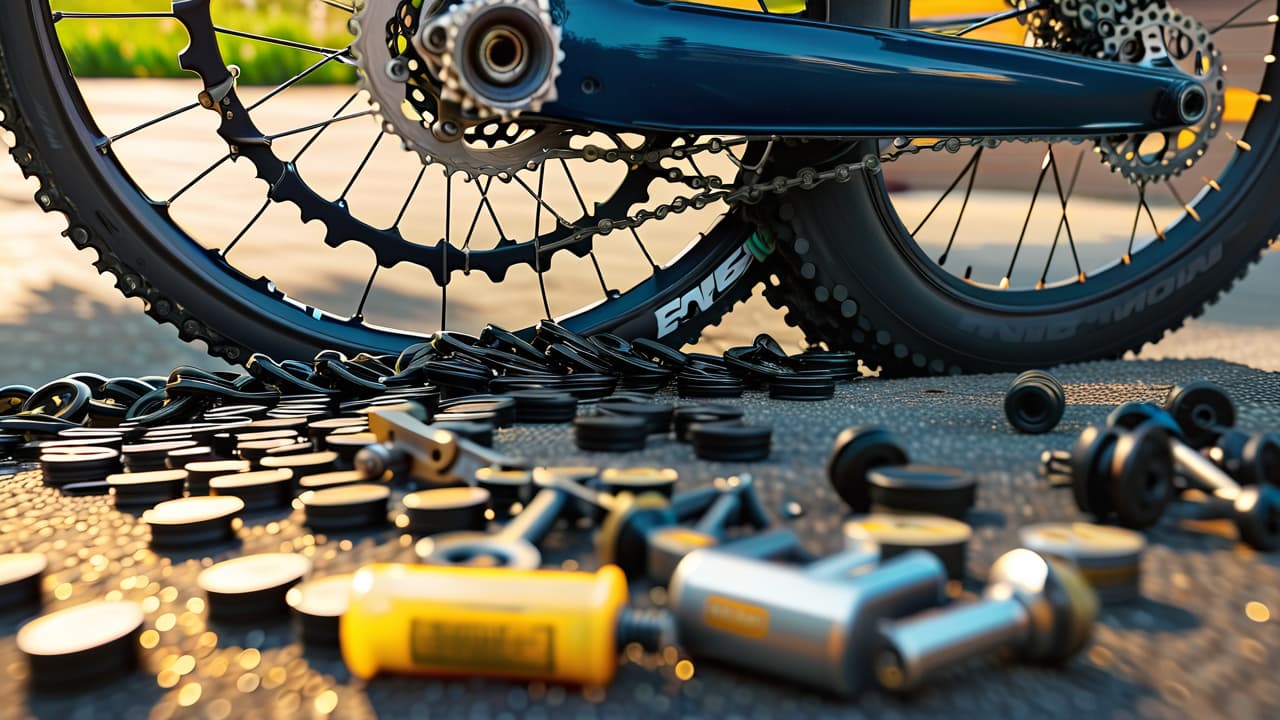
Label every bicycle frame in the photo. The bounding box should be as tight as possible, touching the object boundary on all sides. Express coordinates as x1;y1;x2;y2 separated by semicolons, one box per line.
543;0;1201;136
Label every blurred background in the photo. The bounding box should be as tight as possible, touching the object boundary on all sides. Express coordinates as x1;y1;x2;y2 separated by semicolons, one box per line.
1;0;1277;384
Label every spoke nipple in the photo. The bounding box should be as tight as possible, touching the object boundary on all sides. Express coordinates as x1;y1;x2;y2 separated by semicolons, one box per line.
1122;253;1132;266
998;277;1011;290
1035;280;1046;291
1078;272;1088;283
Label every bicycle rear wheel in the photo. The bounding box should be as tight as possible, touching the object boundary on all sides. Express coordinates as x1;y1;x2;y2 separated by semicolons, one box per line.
765;0;1280;375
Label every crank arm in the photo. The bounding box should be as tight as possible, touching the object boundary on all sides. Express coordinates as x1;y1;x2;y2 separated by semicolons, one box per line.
541;0;1205;137
365;410;525;487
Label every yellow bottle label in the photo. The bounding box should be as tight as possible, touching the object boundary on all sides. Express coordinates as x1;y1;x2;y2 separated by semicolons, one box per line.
704;595;770;638
410;619;556;673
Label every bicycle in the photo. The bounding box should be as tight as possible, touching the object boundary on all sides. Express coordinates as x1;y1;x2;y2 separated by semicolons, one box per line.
2;0;1274;375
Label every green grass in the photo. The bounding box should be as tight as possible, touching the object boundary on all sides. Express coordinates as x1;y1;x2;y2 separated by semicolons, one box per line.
53;0;356;85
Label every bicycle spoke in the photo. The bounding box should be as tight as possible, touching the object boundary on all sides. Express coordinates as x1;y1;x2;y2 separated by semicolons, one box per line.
1037;150;1084;288
1045;147;1085;283
441;173;452;330
354;264;379;320
533;165;553;320
291;92;361;162
320;0;357;13
266;110;375;141
460;178;510;276
53;11;173;22
911;3;1043;36
338;133;386;202
104;102;200;147
630;228;659;271
1004;147;1053;289
394;166;429;228
912;149;984;237
1210;0;1269;34
247;48;349;112
511;174;574;229
167;153;232;205
223;199;271;259
222;93;361;258
213;26;343;57
1125;184;1147;265
1140;188;1165;242
1165;180;1200;223
938;147;984;267
559;159;611;296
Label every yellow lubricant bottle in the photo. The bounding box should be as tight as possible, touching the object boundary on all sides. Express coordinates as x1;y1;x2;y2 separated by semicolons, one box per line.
341;564;670;685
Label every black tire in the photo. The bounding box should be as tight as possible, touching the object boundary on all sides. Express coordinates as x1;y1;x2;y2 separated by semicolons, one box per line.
766;0;1280;376
0;1;762;365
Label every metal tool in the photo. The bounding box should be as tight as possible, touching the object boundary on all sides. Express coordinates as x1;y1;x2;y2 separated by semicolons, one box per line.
874;549;1098;693
415;481;569;569
359;409;523;488
668;547;947;696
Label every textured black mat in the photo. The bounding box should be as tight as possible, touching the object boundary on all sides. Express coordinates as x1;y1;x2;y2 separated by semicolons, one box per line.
2;358;1279;720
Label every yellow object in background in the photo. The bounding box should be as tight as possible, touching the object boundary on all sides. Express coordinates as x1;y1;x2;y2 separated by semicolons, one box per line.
687;0;808;13
342;564;632;685
682;0;1026;44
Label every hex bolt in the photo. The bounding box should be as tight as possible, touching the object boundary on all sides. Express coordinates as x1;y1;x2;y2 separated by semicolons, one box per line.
873;549;1098;694
669;548;948;696
1004;370;1066;434
827;426;910;513
1109;403;1280;551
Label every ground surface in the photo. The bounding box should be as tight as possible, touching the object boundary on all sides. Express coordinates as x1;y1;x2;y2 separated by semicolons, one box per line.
1;361;1279;720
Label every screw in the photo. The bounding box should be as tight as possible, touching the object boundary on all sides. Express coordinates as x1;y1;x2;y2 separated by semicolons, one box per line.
874;549;1098;693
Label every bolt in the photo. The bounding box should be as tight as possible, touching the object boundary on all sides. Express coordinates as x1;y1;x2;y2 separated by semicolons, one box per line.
1109;403;1280;551
874;549;1098;693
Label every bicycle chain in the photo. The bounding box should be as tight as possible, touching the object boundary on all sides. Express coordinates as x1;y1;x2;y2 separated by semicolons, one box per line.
542;135;1009;252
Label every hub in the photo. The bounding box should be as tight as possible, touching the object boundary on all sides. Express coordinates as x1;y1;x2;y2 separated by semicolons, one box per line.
415;0;563;120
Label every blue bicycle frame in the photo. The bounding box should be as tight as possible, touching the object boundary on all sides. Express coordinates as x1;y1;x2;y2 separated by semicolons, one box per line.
542;0;1203;136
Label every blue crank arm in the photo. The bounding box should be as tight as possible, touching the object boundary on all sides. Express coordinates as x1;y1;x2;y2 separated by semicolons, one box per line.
541;0;1203;136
